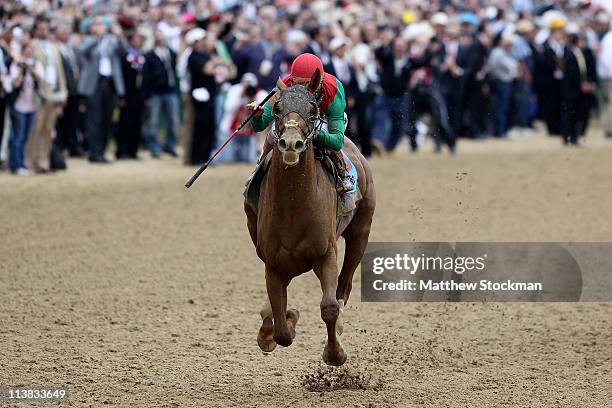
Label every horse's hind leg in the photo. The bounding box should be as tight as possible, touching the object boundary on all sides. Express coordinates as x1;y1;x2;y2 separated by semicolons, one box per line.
315;249;347;366
265;266;296;347
337;197;375;306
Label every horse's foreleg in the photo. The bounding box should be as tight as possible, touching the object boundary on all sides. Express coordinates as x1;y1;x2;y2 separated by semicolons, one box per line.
315;249;347;366
265;266;293;347
257;299;276;352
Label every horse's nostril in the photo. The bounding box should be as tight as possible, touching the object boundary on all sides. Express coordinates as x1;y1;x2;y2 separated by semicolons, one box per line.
278;139;287;150
294;140;304;150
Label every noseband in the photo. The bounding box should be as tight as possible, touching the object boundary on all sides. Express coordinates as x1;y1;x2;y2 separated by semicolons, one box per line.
271;85;323;150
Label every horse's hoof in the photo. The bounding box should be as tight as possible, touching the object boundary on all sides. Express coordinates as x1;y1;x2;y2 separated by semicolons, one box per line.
323;347;348;367
286;308;300;325
257;336;277;353
257;316;277;352
273;334;293;347
286;308;300;341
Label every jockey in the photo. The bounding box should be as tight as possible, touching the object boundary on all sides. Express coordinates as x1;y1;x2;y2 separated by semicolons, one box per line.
247;53;353;193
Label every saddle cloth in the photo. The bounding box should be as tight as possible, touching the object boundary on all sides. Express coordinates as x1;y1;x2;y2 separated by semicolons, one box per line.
337;151;361;215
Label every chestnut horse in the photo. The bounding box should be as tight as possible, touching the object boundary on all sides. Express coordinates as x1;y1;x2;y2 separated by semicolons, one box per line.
244;70;375;366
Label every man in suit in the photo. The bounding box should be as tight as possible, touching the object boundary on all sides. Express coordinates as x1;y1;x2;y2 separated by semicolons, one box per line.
426;13;457;152
538;22;566;136
26;16;67;173
142;29;179;158
456;23;490;138
374;34;411;152
78;17;125;163
115;30;145;159
561;33;597;145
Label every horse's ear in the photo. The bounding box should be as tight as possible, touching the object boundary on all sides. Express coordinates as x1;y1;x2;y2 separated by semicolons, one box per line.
277;78;288;91
308;68;322;93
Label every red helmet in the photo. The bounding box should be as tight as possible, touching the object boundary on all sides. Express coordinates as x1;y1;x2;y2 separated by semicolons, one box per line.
290;53;324;83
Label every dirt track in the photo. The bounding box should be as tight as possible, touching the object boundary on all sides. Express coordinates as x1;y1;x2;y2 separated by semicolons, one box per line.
1;130;611;407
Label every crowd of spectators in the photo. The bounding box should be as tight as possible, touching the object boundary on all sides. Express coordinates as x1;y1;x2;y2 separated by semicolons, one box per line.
0;0;611;175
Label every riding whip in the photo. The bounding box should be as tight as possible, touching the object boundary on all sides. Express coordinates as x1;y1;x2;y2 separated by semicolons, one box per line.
184;89;276;188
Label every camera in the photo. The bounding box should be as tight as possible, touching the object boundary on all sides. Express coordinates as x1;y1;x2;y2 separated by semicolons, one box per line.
245;85;257;98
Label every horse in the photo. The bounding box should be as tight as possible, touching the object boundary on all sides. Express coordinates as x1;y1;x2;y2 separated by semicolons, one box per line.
244;69;376;366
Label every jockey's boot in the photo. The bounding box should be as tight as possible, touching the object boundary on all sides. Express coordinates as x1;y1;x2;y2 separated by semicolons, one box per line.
331;150;353;194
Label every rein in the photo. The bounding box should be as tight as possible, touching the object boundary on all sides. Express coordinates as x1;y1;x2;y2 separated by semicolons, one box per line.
270;115;323;150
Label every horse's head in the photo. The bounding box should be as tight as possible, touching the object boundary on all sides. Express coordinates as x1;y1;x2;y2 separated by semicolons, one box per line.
272;69;322;166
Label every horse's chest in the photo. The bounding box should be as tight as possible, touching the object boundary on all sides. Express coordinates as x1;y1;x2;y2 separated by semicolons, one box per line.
257;220;331;271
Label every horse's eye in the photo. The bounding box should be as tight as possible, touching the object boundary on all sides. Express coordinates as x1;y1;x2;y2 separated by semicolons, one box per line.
309;102;317;116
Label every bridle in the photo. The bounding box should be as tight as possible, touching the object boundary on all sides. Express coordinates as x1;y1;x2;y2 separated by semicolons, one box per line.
270;85;324;151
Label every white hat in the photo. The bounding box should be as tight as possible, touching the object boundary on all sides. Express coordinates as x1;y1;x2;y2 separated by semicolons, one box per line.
287;29;308;45
484;6;498;20
594;12;608;24
515;19;535;33
185;27;206;45
329;37;347;52
402;22;435;42
241;73;258;87
431;12;449;26
540;10;567;30
565;22;580;35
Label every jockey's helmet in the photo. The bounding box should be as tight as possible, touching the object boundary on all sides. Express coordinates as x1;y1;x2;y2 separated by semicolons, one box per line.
290;53;324;85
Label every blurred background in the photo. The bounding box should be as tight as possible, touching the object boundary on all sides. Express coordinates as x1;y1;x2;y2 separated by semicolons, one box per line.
0;0;611;175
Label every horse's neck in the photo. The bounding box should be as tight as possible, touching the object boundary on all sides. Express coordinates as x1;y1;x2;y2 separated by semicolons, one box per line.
267;147;319;212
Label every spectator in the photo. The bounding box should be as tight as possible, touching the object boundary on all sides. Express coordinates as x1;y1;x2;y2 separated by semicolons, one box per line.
428;12;457;152
0;27;12;169
539;20;567;137
78;17;125;163
8;40;43;175
115;30;145;159
488;32;519;137
258;25;289;90
458;22;490;138
26;16;66;173
188;32;220;165
142;29;178;158
55;23;81;158
599;22;612;138
561;32;597;145
373;34;410;152
177;27;206;165
158;4;181;53
512;19;536;133
219;73;267;163
325;37;359;144
230;25;265;85
347;26;376;156
403;20;456;153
